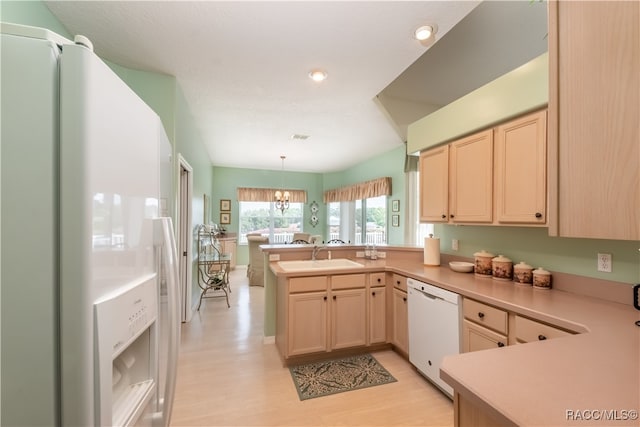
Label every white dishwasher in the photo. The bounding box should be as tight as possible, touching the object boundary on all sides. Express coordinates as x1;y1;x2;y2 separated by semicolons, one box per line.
407;278;460;398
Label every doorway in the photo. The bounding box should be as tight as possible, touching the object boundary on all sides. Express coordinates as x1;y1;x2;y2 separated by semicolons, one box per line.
177;154;193;322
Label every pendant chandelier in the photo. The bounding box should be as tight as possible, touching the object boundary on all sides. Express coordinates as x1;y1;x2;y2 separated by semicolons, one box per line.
274;155;290;214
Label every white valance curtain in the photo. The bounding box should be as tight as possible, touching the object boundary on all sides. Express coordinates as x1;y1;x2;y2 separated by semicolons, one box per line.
236;187;308;203
323;177;392;203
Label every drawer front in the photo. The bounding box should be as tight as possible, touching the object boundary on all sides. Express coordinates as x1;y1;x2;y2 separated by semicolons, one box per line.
331;273;366;290
289;276;327;293
392;274;407;292
515;315;573;343
463;298;508;335
369;272;385;287
462;320;508;353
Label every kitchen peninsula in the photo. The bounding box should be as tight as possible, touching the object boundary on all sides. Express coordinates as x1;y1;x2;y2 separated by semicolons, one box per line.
264;244;639;427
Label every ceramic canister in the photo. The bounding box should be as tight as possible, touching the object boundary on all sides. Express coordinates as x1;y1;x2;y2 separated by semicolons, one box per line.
533;267;552;289
513;261;534;284
474;250;494;277
492;255;513;281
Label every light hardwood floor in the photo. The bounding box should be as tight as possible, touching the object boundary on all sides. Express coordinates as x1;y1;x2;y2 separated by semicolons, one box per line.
171;267;453;427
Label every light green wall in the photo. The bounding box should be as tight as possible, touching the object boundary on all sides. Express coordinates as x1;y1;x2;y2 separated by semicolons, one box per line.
0;1;72;39
437;225;639;284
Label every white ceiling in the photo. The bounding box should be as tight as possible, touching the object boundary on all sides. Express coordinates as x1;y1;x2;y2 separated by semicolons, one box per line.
44;1;547;174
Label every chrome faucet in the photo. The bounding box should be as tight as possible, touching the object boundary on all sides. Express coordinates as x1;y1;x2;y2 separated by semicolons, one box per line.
311;244;326;261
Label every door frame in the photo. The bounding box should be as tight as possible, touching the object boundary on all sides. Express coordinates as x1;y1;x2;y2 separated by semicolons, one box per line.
176;153;193;322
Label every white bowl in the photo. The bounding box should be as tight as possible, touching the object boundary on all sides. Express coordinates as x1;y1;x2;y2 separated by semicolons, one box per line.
449;261;474;273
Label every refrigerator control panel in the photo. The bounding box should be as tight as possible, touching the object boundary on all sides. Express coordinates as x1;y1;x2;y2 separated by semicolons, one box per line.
95;274;158;359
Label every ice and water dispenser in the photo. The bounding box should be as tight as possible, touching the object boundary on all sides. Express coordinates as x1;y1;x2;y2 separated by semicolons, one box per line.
94;275;158;426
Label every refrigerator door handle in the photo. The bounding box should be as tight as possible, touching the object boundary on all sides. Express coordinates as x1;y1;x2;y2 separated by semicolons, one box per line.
153;217;181;427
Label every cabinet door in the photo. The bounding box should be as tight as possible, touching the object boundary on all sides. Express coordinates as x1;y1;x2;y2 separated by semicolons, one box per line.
288;292;328;356
449;129;493;223
392;288;409;354
549;1;639;240
419;145;449;222
331;289;366;350
221;239;237;269
368;287;386;345
495;110;547;224
462;319;507;353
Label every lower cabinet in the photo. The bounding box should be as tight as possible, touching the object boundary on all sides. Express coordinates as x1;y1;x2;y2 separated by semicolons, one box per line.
514;315;573;343
288;291;328;356
331;288;366;349
368;285;387;345
462;319;507;352
392;287;409;355
277;272;386;361
462;298;509;353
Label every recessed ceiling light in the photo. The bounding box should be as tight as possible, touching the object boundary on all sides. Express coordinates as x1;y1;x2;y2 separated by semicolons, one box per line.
414;25;434;41
308;69;328;82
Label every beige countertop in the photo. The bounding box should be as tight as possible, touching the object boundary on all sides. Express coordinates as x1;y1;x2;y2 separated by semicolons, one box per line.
269;256;640;426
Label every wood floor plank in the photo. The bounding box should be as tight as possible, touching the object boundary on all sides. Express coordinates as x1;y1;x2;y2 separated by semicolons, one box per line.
171;267;453;426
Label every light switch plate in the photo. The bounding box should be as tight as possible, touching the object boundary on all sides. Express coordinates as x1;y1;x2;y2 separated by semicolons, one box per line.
269;254;280;261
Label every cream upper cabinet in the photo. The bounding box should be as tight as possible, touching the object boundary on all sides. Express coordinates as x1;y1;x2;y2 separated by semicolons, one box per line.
419;145;449;222
548;1;639;240
495;110;547;224
419;129;493;224
449;129;494;223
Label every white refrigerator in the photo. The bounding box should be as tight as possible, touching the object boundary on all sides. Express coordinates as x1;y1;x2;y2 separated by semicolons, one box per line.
1;23;181;427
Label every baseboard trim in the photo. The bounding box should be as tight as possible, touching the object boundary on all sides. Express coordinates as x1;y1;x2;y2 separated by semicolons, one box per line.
263;335;275;345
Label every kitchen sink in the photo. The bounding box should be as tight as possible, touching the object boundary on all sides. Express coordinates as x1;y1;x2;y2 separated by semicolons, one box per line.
277;258;364;271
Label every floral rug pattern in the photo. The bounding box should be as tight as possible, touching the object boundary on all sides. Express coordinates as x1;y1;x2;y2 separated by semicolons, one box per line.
289;354;397;400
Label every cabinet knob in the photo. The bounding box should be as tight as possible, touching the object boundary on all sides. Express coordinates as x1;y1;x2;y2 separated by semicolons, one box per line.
535;212;543;219
450;214;455;218
478;312;485;319
372;291;376;296
323;296;327;301
441;214;447;219
396;281;401;285
538;334;547;341
403;297;407;302
497;342;505;347
377;278;382;283
333;295;336;300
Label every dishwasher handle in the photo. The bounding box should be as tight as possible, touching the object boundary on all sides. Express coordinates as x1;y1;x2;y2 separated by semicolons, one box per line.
415;288;442;301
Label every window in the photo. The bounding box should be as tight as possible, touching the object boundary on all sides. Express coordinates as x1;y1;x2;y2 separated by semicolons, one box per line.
327;202;341;242
238;201;304;244
328;197;387;245
408;169;434;245
356;195;387;244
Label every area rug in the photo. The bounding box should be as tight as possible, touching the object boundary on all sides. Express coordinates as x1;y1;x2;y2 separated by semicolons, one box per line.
289;354;397;400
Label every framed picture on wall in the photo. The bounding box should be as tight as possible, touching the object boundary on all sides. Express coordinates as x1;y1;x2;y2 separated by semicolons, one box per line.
392;199;400;212
220;212;230;225
392;214;400;227
220;199;231;212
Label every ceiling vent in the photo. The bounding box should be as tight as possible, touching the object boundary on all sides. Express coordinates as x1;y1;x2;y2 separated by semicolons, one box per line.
291;134;310;141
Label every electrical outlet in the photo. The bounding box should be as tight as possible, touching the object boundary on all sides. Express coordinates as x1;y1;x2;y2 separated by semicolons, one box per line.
452;239;459;251
377;251;386;258
269;254;280;261
356;251;365;258
597;253;612;272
